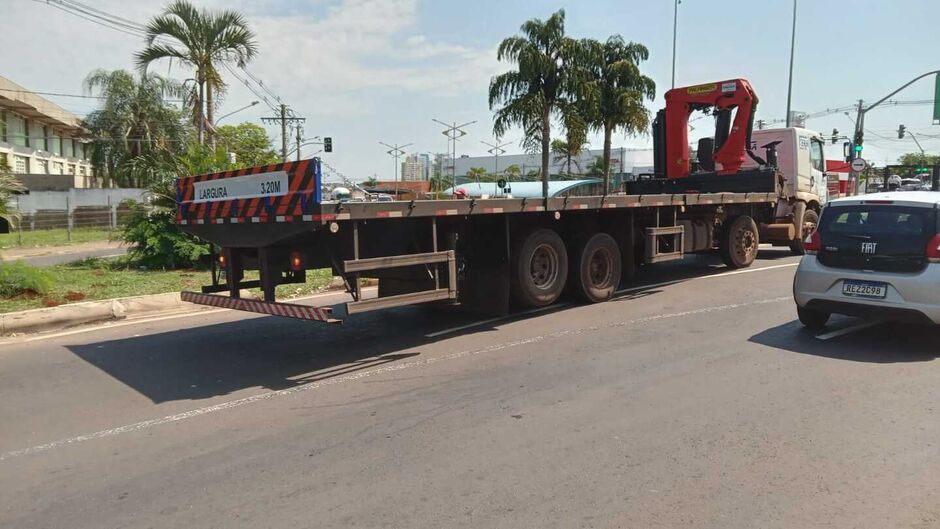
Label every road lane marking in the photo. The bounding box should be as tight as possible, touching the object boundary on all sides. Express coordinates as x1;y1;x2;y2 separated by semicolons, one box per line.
815;320;885;341
0;295;789;462
427;262;798;338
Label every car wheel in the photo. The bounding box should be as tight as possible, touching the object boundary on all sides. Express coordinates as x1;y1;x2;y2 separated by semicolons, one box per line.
797;306;830;330
789;209;819;255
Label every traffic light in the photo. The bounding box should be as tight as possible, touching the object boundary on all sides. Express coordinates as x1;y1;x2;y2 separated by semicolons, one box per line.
324;137;332;152
898;124;906;139
915;166;931;174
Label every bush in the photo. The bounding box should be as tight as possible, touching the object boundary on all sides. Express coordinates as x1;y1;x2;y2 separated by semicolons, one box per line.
121;205;210;269
0;261;54;297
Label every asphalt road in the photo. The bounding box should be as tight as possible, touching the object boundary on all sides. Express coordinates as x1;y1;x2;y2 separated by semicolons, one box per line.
1;249;938;529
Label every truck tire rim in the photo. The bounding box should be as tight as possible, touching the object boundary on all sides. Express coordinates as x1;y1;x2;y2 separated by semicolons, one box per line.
734;227;757;260
588;248;612;287
530;243;559;290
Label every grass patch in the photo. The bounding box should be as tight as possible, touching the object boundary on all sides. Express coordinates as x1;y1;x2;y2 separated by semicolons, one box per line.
0;258;335;313
0;227;114;250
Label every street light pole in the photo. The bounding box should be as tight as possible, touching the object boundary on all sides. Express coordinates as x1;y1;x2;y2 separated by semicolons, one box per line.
671;0;679;89
433;118;477;193
481;138;510;179
785;0;797;127
379;141;412;198
216;101;259;124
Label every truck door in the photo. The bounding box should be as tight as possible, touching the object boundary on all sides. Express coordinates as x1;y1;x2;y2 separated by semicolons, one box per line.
809;137;828;203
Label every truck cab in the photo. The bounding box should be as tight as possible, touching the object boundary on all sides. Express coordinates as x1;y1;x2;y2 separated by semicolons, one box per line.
743;127;829;253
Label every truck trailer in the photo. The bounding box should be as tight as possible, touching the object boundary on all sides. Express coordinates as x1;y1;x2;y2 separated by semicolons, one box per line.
176;79;826;324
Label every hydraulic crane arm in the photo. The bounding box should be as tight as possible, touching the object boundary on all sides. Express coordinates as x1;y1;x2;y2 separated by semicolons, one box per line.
662;79;759;178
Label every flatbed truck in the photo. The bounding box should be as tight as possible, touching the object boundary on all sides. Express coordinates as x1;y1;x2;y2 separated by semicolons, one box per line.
176;79;825;324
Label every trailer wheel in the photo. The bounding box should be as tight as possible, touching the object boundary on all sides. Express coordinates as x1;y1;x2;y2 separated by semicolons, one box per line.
571;233;621;303
719;215;759;269
511;228;568;308
789;209;819;255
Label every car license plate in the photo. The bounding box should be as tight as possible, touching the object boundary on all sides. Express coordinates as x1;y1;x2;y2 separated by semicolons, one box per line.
842;280;887;299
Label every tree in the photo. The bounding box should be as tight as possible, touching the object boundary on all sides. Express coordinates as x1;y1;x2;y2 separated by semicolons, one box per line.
490;9;582;199
137;0;258;147
83;69;188;187
215;122;279;167
0;160;24;227
586;156;605;177
467;166;490;182
504;164;522;181
897;152;940;167
550;129;590;176
581;36;655;192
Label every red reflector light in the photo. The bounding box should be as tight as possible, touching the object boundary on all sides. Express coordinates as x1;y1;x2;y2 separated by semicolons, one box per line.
927;234;940;262
804;230;822;254
218;253;226;266
289;251;303;271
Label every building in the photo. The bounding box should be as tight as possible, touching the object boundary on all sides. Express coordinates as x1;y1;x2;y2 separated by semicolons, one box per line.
0;75;95;190
449;147;654;180
400;153;430;181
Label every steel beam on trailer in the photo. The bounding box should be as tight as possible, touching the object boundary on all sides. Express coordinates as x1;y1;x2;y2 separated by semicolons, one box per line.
345;288;453;315
343;251;453;273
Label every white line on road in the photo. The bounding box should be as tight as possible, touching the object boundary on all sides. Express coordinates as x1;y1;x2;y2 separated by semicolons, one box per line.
0;295;789;463
815;320;885;341
426;262;798;338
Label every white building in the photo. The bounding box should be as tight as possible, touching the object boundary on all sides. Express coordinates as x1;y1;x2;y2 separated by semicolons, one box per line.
400;153;431;181
0;75;95;190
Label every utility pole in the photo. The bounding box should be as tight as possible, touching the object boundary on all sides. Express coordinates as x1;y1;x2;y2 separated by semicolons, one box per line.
433;118;477;193
785;0;797;127
295;124;303;162
849;69;940;194
261;104;304;162
756;119;765;130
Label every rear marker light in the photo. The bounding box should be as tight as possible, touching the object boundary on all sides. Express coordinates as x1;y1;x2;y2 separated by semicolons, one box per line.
927;234;940;262
290;251;304;271
218;253;226;267
804;230;822;254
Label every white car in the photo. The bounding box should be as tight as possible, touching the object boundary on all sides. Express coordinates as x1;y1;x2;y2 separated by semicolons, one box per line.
793;191;940;328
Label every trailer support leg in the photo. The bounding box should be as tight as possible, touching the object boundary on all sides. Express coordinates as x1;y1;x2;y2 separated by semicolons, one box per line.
258;247;278;303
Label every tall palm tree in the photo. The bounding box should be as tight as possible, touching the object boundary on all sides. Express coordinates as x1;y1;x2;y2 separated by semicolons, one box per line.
489;9;582;199
83;69;187;187
136;0;257;147
581;36;656;192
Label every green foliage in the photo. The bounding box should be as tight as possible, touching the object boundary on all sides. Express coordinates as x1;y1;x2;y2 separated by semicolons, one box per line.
489;9;583;192
0;261;54;297
137;0;259;146
121;204;210;269
504;164;522;180
466;167;490;182
0;161;24;225
897;152;940;167
551;134;589;175
83;69;189;187
215;122;279;167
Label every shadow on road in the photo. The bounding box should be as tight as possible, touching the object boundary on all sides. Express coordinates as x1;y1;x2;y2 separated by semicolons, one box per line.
749;317;940;363
63;252;799;404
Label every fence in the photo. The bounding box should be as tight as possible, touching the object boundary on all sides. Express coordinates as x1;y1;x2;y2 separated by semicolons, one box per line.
6;188;150;245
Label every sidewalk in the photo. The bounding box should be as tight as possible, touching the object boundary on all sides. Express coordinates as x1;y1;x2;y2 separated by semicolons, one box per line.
0;240;127;266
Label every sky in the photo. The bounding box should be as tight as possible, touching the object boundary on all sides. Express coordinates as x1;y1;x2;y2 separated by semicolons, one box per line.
4;0;940;181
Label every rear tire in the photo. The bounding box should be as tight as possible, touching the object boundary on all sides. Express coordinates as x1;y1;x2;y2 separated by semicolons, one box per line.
789;208;819;255
571;233;622;303
797;306;830;330
510;228;568;308
719;215;759;269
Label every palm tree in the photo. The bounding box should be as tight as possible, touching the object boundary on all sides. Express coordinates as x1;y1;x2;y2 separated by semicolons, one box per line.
504;164;522;181
581;36;655;192
550;127;590;176
489;9;582;199
466;167;490;183
0;160;25;228
136;0;258;147
83;69;188;187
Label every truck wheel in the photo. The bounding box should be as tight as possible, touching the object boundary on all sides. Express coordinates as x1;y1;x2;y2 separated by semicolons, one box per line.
789;209;819;255
571;233;622;303
511;228;568;308
797;306;830;330
719;215;759;269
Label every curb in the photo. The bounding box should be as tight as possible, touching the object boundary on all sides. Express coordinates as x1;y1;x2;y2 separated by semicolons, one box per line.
0;292;188;336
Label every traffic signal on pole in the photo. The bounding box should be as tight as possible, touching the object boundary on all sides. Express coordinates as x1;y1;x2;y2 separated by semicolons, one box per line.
898;124;906;139
323;137;332;152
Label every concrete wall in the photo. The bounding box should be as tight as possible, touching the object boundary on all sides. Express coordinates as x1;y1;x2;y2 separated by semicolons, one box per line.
12;188;149;215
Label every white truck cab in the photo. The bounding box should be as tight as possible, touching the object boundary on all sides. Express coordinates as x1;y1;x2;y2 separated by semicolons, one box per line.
743;127;829;254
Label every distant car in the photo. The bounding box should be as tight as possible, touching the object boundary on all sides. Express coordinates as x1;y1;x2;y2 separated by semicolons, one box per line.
900;178;925;191
793;191;940;328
